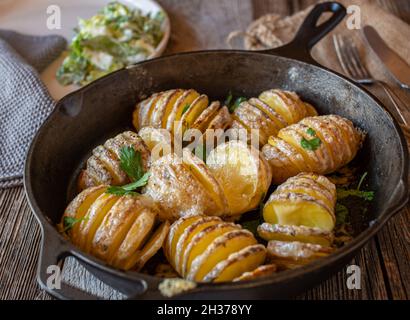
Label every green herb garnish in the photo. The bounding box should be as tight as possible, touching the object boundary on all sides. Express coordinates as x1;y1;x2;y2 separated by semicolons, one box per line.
119;146;145;181
307;128;316;136
107;147;150;196
107;172;151;195
335;203;349;225
224;91;233;107
301;127;322;151
357;171;368;190
62;216;88;232
301;137;322;151
181;103;190;115
337;188;374;201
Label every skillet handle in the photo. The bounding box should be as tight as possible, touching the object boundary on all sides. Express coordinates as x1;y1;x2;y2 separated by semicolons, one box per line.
265;2;346;64
37;227;99;300
37;226;152;300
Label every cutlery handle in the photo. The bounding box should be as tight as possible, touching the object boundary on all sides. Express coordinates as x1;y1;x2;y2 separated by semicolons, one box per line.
377;81;410;143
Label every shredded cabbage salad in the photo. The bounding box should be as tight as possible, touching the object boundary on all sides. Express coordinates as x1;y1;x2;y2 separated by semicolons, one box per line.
57;1;165;86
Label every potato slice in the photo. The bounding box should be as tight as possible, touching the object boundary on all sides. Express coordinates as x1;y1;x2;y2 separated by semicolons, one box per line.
261;143;298;185
202;106;232;148
233;101;278;145
181;222;240;277
137;92;163;129
166;89;200;134
300;117;342;170
133;93;158;130
304;102;318;116
126;221;170;271
190;101;221;133
263;192;335;231
248;97;288;130
150;90;182;128
165;215;204;266
174;216;221;274
143;154;219;221
278;127;321;172
92;145;127;185
182;149;229;215
203;244;266;282
187;229;257;281
233;264;277;282
268;136;306;171
91;195;147;261
85;155;113;185
112;208;157;269
267;240;334;265
259;90;294;124
61;186;107;239
139;127;172;161
206;140;272;216
292;123;332;173
76;193;120;251
257;223;334;247
179;94;209;134
160;90;186;128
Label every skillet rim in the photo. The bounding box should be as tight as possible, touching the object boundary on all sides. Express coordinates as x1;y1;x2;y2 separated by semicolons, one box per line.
23;49;410;298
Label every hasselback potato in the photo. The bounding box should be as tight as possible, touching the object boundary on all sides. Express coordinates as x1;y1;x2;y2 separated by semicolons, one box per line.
164;215;267;282
231;89;318;145
206;140;272;216
60;186;169;271
143;150;229;221
78;131;150;191
262;115;365;184
263;173;336;232
133;89;232;137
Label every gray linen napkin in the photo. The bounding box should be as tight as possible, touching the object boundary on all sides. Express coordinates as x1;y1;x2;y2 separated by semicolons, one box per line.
0;30;66;188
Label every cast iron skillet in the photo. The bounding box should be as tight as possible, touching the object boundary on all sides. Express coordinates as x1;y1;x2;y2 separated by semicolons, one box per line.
24;2;409;300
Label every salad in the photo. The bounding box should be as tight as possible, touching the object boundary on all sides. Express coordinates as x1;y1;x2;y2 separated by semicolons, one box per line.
57;1;165;86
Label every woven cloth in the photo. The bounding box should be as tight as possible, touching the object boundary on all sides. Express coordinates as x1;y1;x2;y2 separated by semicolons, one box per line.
0;30;66;188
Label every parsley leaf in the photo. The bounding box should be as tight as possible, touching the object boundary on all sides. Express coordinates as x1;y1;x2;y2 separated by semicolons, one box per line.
307;128;316;136
119;146;144;181
224;91;233;107
63;216;88;232
301;137;322;151
106;172;151;196
181;103;190;115
335;203;349;225
337;188;374;201
229;97;247;113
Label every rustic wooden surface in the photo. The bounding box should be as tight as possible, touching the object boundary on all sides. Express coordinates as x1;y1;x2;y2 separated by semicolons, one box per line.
0;0;409;300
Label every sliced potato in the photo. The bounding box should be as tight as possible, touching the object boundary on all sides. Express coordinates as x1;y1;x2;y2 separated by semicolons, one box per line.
187;229;257;281
181;222;240;277
248;97;287;130
233;264;277;282
278;127;322;172
165;215;204;267
257;223;334;247
133;93;159;130
111;208;157;269
139;127;172;161
182;149;229;215
91;195;150;261
126;221;170;271
263;192;335;231
267;240;334;265
190;101;221;133
203;244;267;282
179;94;209;134
143;153;220;221
233;101;278;145
76;193;120;251
259;90;294;124
174;216;221;274
150;90;181;128
206;140;272;216
166;89;200;134
61;186;107;239
160;89;186;129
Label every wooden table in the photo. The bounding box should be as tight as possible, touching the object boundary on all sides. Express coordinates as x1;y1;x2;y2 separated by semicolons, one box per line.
1;0;409;300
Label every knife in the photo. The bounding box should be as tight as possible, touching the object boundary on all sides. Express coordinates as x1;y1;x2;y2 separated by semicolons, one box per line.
363;25;410;90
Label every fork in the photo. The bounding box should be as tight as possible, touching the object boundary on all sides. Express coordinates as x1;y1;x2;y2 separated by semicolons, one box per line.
333;34;410;139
